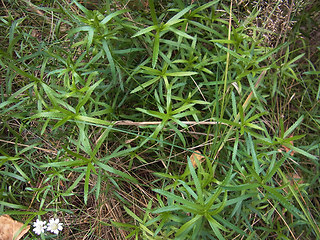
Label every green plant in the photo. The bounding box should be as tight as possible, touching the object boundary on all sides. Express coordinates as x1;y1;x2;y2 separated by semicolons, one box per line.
0;0;319;239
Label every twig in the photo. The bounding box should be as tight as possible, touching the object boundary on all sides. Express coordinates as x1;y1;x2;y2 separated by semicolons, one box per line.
0;139;57;155
214;70;267;159
113;120;227;126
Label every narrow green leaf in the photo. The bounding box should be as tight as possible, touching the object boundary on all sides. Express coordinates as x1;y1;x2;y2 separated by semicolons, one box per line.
124;206;143;223
162;19;184;30
190;0;218;16
187;156;203;203
153;189;201;211
206;215;226;240
148;0;158;25
214;43;247;62
84;164;92;205
245;122;264;131
256;43;287;63
211;39;236;44
281;143;317;160
102;40;116;79
283;115;304;139
168;122;186;147
0;171;26;182
0;201;28;210
248;133;259;174
152;205;182;214
132;25;158;38
222;183;260;191
178;180;197;200
136;108;167;119
76;78;102;113
96;162;137;183
231;91;237;119
41;83;59;107
204;187;222;211
264;155;287;183
72;0;90;15
209;190;227;215
87;28;94;51
168;27;194;40
284;53;305;68
152;30;160;68
166;71;198;77
67;26;92;37
40;159;88;168
92;127;112;156
130;76;161;94
53;115;73;130
213;214;247;236
101;9;128;24
176;214;202;237
11;161;31;182
190;21;224;39
166;5;193;25
264;185;303;219
5;59;40;82
245;111;268;123
140;66;162;75
30;111;66;120
239;104;245;134
172;103;195;115
75;115;113;126
64;172;86;195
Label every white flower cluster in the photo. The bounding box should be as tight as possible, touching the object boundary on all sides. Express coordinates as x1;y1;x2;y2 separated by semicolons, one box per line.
33;218;63;236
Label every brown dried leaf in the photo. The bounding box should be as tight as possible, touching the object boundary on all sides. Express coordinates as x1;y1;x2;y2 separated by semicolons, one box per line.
289;172;304;185
0;215;30;240
190;150;205;168
281;135;295;156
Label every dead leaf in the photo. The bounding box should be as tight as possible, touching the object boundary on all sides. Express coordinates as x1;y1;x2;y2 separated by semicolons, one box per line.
282;140;294;156
280;135;295;156
0;215;30;240
190;150;205;168
288;172;304;185
282;171;304;194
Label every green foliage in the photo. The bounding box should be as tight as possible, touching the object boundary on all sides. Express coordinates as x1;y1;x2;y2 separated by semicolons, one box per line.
0;0;319;239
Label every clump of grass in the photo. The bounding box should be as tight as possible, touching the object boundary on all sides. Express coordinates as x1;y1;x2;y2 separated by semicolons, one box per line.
0;0;319;239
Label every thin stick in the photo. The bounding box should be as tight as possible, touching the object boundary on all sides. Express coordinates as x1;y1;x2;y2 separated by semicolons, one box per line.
220;0;233;119
214;70;267;159
0;139;57;155
113;120;227;126
257;188;297;240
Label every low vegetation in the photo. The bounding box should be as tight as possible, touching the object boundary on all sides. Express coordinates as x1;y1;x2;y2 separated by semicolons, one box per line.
0;0;319;239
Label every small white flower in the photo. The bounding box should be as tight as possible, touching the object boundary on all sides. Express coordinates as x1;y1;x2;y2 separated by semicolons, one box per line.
47;218;63;235
33;219;47;235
